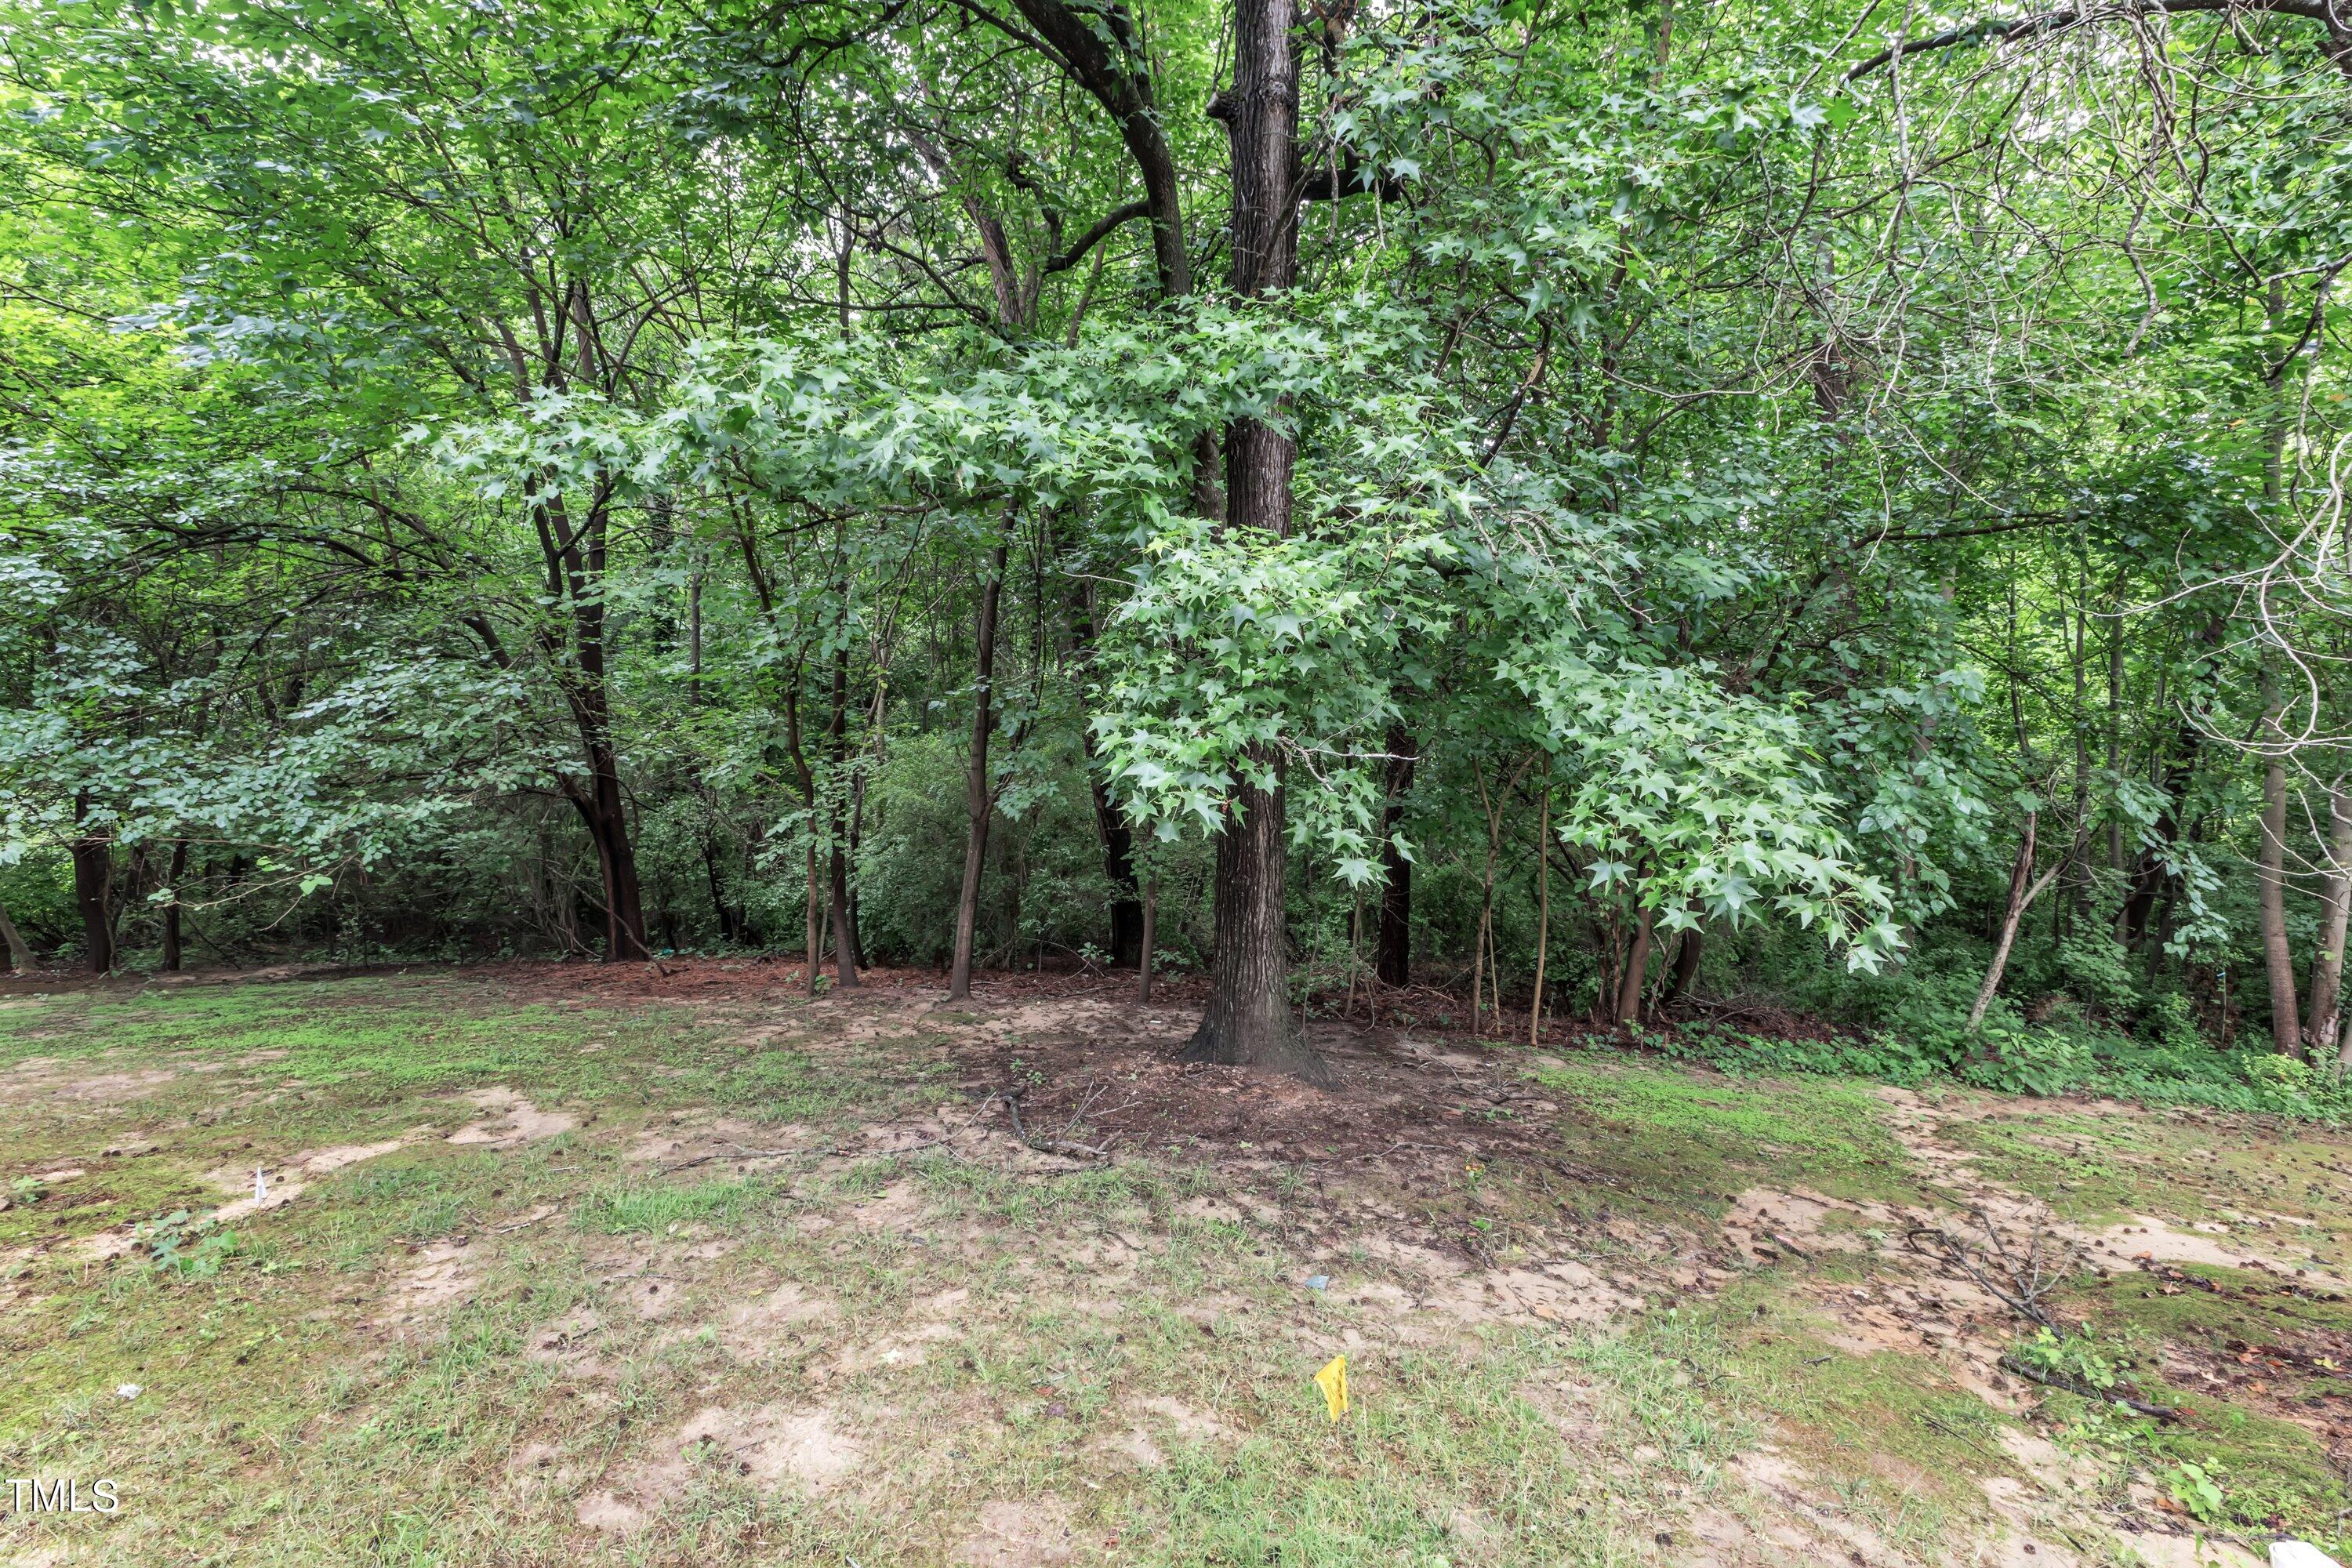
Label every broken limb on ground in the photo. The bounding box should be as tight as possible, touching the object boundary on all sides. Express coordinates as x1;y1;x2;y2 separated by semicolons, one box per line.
0;964;2347;1565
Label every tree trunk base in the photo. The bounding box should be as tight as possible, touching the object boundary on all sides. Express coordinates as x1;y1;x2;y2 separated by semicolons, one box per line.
1178;1014;1333;1084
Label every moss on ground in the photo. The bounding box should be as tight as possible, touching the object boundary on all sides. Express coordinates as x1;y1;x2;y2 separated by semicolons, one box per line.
1531;1057;1924;1209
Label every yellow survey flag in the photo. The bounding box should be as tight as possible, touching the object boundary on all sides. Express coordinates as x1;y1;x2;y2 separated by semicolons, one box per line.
1313;1355;1349;1421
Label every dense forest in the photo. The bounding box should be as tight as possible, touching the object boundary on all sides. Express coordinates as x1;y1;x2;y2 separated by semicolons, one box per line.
4;0;2351;1101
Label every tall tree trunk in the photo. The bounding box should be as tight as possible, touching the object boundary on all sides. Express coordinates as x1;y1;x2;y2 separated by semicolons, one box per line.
804;842;821;995
1663;920;1704;1007
951;539;1009;1000
828;638;858;989
2310;785;2352;1062
1614;904;1654;1025
2120;617;2222;949
1137;880;1156;1004
2107;597;2125;873
560;498;649;964
1470;760;1500;1033
1184;768;1327;1080
2258;282;2301;1054
1095;781;1145;965
2067;554;2090;925
0;899;35;973
701;833;740;943
1068;579;1145;964
71;793;112;975
577;764;648;962
2259;696;2303;1055
1375;722;1416;986
1530;770;1550;1044
1185;0;1317;1076
1969;814;2060;1030
161;838;187;972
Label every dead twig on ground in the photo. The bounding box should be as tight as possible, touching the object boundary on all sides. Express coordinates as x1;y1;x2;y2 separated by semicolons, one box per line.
1907;1204;2082;1326
994;1088;1109;1163
1998;1352;2183;1421
660;1144;805;1174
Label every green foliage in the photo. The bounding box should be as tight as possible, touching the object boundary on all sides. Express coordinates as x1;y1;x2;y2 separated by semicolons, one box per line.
2009;1327;2123;1394
1656;1021;1944;1085
2164;1460;2227;1524
135;1210;238;1280
1512;657;1900;970
2;0;2349;1138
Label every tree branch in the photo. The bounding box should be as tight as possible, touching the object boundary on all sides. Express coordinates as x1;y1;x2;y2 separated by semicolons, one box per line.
1846;0;2343;80
1040;199;1150;276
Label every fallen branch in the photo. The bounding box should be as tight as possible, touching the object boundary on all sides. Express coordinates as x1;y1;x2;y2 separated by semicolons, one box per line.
659;1144;804;1174
1906;1205;2082;1326
995;1090;1109;1162
1998;1352;2183;1421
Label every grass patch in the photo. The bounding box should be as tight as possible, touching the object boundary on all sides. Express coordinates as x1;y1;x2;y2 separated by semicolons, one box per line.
579;1176;775;1233
1534;1058;1921;1207
1129;1334;1619;1566
5;965;2340;1565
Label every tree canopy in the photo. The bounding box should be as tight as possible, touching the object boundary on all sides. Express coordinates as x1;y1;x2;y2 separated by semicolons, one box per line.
7;0;2352;1096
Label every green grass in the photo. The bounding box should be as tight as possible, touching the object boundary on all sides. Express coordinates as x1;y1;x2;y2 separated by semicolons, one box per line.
1531;1057;1922;1207
580;1175;777;1233
3;970;2344;1565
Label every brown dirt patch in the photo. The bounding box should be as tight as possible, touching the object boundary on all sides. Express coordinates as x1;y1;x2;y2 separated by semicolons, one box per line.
0;1063;178;1106
378;1240;477;1332
201;1138;412;1223
2087;1214;2349;1290
717;1280;834;1360
445;1087;578;1148
949;1497;1079;1567
624;1112;811;1168
522;1306;608;1377
578;1402;862;1531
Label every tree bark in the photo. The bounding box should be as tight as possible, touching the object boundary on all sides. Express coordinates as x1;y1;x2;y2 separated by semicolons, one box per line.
1097;783;1145;964
1183;0;1319;1076
71;793;112;975
1530;771;1550;1045
1376;722;1416;986
556;497;648;963
577;766;648;962
1004;0;1190;303
1969;814;2059;1030
462;550;647;964
2120;619;2220;950
1614;904;1655;1025
1068;579;1145;964
161;838;187;972
804;841;821;995
828;637;858;989
701;833;742;943
1181;767;1328;1080
2107;594;2125;873
1663;920;1704;1007
2259;734;2303;1054
0;899;35;973
2258;286;2301;1054
1138;879;1156;1004
950;538;1009;1000
2310;786;2352;1062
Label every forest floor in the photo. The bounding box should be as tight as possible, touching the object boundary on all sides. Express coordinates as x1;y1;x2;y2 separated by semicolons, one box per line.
2;960;2349;1567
